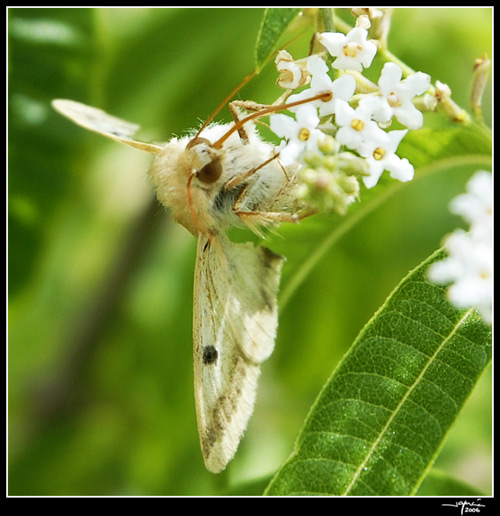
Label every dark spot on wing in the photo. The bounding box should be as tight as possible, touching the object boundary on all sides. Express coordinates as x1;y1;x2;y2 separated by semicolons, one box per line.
202;345;218;365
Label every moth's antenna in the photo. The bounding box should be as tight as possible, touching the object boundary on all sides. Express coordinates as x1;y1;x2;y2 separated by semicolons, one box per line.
193;71;256;141
193;23;311;141
212;91;332;150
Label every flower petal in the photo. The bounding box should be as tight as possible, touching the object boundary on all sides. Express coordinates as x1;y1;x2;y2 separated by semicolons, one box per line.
386;155;414;182
332;74;356;99
270;113;296;139
362;161;384;188
279;139;304;166
346;27;368;44
318;32;345;57
378;62;403;96
295;103;319;128
334;99;354;125
336;126;362;150
394;103;424;130
359;41;378;69
404;71;431;96
367;97;393;124
386;129;408;153
307;54;329;77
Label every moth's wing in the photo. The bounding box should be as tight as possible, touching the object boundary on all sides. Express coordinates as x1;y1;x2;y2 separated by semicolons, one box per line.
193;233;284;473
52;99;162;155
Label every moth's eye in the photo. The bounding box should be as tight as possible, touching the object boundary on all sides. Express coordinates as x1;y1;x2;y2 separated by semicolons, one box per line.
197;159;222;184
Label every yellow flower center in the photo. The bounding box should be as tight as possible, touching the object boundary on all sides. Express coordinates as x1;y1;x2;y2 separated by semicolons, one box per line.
343;43;363;58
388;91;401;107
373;147;386;160
480;269;491;280
280;70;293;83
351;118;364;131
299;128;310;141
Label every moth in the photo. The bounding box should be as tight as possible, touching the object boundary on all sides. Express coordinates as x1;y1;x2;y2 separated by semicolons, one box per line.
52;94;313;473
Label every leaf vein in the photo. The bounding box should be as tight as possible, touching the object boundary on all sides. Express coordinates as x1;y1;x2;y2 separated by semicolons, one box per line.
340;308;475;495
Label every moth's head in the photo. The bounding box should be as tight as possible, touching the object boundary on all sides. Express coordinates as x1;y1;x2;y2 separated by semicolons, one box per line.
184;136;224;233
185;136;223;186
149;133;225;236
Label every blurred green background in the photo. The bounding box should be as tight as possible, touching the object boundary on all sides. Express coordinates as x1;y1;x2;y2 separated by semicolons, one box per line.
8;8;492;495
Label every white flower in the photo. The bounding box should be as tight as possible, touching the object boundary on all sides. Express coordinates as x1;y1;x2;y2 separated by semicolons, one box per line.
318;26;377;72
428;230;492;324
358;129;414;188
370;62;431;130
335;98;383;152
270;104;325;166
287;55;356;117
427;170;493;324
275;50;309;90
449;170;492;241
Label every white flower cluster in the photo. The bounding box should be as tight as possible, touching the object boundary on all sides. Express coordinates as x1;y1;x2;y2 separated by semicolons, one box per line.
427;171;493;324
270;17;431;194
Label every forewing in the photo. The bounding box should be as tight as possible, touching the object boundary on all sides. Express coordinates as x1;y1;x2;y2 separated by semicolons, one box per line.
52;99;162;155
193;233;284;473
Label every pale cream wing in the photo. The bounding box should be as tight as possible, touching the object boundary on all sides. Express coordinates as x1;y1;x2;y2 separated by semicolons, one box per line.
193;233;284;473
52;99;162;155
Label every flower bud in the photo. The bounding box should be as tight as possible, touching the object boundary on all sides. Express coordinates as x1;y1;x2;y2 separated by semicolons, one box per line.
435;81;470;123
336;152;370;177
300;167;318;184
470;54;491;121
338;174;360;196
318;134;339;154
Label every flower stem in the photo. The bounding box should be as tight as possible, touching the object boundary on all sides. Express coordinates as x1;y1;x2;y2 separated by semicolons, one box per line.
320;8;335;33
378;46;417;78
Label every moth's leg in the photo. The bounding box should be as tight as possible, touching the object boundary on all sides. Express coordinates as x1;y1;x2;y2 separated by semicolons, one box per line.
229;93;292;143
230;92;291;112
232;184;312;226
235;205;315;225
228;102;250;143
226;95;293;192
235;209;317;238
223;153;280;191
236;209;301;225
234;207;316;241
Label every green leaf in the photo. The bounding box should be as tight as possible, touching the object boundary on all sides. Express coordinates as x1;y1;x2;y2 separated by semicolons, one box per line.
415;469;485;496
254;8;301;72
398;124;492;171
265;249;492;496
